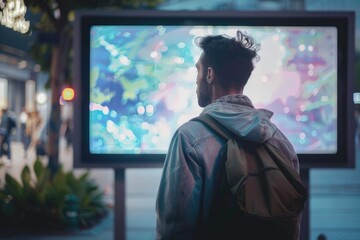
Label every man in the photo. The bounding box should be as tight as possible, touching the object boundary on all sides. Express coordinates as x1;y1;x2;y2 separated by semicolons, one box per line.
156;31;300;239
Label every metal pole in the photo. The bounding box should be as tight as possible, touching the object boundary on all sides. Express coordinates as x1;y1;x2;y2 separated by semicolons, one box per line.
115;169;126;240
300;169;310;240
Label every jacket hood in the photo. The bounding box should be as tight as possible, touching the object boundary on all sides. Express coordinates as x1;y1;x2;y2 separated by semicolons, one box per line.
201;94;276;143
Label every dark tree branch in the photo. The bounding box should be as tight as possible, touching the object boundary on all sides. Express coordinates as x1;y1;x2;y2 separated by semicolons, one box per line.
56;0;70;31
35;0;59;30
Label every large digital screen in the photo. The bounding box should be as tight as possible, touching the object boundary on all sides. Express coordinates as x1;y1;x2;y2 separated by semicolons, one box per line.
89;25;337;154
74;11;355;168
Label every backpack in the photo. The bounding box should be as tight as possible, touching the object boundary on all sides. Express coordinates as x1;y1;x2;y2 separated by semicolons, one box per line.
192;114;307;240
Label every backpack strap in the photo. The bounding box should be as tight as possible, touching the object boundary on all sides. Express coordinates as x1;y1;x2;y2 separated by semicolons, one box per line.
192;114;234;141
192;114;248;195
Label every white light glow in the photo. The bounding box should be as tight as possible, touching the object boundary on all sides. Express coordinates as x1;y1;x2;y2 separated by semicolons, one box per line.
119;55;131;65
150;51;158;58
174;57;185;64
298;44;306;51
36;92;47;105
146;105;154;115
137;105;145;115
177;42;185;48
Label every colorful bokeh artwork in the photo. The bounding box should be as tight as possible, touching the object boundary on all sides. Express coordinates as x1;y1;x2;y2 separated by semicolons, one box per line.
89;25;337;154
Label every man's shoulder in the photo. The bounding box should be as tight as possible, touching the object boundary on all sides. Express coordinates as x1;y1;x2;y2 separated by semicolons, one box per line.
178;119;207;134
176;118;214;143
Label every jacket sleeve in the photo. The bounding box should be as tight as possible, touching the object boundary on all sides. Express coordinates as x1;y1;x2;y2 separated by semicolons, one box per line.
156;129;203;240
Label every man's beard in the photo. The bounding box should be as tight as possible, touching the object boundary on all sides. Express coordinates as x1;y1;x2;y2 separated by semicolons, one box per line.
197;77;212;107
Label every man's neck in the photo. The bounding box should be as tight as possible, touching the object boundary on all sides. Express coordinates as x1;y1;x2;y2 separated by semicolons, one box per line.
211;87;243;102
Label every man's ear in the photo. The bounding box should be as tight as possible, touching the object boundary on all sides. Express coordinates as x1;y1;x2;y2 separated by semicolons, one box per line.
207;67;215;84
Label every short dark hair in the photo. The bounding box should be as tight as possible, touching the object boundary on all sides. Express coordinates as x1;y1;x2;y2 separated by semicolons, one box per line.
196;31;260;90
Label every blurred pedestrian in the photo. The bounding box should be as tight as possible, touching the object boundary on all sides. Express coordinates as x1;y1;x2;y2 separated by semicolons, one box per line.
355;106;360;146
0;108;16;165
64;119;72;149
20;107;30;157
25;110;43;156
61;102;73;150
36;121;48;159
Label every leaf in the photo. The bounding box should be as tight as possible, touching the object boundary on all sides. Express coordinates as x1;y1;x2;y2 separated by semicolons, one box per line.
21;165;32;188
53;169;67;187
90;193;103;204
5;173;22;192
79;171;90;182
34;159;45;180
33;159;51;191
86;183;99;195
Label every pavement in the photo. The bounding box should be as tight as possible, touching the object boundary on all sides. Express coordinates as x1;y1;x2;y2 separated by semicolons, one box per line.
0;140;115;240
0;211;114;240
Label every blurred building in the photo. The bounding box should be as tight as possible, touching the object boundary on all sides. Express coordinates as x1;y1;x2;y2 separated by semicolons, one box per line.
159;0;304;10
0;8;49;141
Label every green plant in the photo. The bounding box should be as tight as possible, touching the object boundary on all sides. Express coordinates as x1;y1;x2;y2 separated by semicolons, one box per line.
0;159;107;235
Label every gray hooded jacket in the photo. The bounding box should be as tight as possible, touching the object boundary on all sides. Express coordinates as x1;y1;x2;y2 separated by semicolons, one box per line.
156;94;299;240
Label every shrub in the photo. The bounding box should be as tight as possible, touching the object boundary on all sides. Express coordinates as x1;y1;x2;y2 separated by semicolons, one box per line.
0;159;108;234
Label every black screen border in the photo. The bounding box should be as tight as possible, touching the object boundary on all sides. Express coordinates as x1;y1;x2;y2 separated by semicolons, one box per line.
74;10;355;169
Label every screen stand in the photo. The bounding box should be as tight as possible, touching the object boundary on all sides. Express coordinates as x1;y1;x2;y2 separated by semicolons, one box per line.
115;169;125;240
300;168;309;240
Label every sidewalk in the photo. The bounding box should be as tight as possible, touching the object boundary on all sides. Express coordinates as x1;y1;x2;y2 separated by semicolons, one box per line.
0;211;114;240
0;140;115;240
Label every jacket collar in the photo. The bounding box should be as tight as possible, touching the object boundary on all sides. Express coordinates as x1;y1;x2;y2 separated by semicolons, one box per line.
212;94;255;109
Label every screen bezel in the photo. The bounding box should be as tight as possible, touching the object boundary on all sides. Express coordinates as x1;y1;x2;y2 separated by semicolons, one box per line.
73;10;355;169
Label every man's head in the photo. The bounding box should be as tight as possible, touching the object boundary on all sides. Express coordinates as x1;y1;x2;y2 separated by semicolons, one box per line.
195;31;259;107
